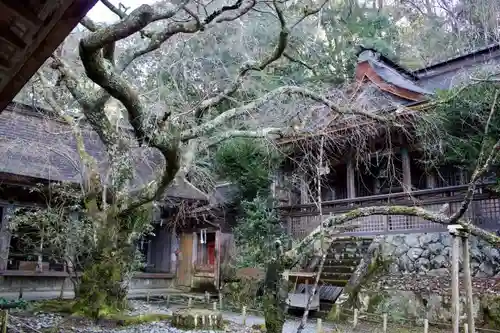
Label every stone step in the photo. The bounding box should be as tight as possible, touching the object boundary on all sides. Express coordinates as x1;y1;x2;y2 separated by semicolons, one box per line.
320;271;353;280
320;278;349;286
323;258;361;267
326;253;365;261
322;265;355;273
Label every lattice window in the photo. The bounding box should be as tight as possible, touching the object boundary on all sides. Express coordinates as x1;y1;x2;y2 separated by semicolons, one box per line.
472;198;500;230
436;166;468;187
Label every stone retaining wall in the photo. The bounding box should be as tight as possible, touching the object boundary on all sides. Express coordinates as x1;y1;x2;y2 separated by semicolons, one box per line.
380;232;500;277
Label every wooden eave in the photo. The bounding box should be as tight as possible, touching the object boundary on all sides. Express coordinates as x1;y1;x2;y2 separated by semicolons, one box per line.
0;0;98;112
355;61;426;102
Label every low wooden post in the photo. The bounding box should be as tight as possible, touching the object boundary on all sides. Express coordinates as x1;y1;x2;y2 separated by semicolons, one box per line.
219;292;223;310
449;225;463;333
316;318;322;333
205;291;210;303
383;313;388;333
424;319;429;333
188;297;193;308
59;280;65;300
146;291;150;303
462;233;476;333
305;280;309;303
0;310;7;333
353;309;358;328
242;306;247;326
213;302;217;311
166;295;171;308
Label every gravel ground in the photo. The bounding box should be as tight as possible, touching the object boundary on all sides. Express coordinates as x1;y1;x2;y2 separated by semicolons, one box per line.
7;300;449;333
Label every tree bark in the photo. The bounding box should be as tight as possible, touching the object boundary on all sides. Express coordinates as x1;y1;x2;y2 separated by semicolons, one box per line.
73;211;141;318
75;244;133;318
263;260;288;333
341;236;384;309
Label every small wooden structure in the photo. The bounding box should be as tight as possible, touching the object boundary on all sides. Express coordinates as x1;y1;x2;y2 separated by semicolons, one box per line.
284;271;320;311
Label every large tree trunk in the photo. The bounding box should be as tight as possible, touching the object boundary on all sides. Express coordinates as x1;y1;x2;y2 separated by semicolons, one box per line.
263;260;288;333
74;244;133;318
75;257;128;317
73;215;139;318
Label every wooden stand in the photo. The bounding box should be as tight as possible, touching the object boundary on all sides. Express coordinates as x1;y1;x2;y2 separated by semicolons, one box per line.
172;309;223;330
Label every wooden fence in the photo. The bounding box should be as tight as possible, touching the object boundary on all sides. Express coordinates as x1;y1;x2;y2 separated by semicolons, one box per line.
279;184;500;239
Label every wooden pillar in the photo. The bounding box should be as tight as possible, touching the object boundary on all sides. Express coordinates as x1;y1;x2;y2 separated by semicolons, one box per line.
146;237;153;268
0;206;13;271
300;174;309;204
462;233;476;333
449;225;463;333
401;148;411;190
374;178;381;194
66;211;79;273
427;171;436;189
346;156;356;199
170;232;178;275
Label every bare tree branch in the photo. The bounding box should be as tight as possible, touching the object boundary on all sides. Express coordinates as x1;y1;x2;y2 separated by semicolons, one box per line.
101;0;128;18
290;0;330;30
182;86;393;141
80;17;99;31
49;55;120;150
119;0;256;72
207;127;287;147
283;52;317;74
36;72;101;197
193;0;291;121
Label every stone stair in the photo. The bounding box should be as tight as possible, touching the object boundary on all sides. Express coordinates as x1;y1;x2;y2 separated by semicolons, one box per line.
294;237;373;308
320;237;373;287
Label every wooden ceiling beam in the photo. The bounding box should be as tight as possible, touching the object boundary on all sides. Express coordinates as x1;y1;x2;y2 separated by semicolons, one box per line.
0;0;42;26
0;0;99;112
0;27;27;49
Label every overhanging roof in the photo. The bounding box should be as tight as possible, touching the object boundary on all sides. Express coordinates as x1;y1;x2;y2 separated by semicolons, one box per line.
0;0;98;112
0;102;209;201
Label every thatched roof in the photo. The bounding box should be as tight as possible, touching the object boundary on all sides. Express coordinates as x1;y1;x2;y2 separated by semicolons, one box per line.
0;102;208;201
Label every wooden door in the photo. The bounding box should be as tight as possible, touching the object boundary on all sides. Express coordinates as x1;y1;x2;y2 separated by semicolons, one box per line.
176;233;193;288
215;232;235;290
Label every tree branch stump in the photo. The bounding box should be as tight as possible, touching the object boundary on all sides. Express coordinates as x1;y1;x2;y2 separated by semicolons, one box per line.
172;308;224;330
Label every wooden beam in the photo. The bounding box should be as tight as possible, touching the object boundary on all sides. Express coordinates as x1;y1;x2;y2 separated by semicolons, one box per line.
0;0;99;112
0;27;27;49
0;0;42;26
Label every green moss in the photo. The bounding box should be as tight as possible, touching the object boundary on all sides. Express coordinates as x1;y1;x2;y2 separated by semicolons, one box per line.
32;299;75;314
343;249;392;310
481;295;500;328
367;293;386;313
106;313;171;326
251;323;267;332
344;209;361;220
326;304;349;323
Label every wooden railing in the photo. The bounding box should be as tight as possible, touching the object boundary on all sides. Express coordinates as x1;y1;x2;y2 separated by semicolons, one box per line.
279;184;500;239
